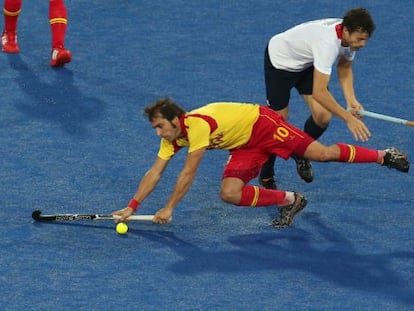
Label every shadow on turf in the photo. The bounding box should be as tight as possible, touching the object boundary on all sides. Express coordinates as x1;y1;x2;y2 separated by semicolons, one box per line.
31;210;414;307
7;54;106;136
31;219;171;235
146;213;413;307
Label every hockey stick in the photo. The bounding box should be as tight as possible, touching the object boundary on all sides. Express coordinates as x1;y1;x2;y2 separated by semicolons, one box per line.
355;109;414;127
32;210;155;222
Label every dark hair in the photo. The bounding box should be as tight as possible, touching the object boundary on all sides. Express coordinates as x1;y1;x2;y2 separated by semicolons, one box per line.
144;97;186;122
342;7;376;37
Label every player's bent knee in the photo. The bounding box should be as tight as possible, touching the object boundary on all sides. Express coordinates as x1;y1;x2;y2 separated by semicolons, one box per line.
220;189;239;204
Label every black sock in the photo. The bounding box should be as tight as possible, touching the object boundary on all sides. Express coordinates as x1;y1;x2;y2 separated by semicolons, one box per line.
260;154;276;179
304;116;328;139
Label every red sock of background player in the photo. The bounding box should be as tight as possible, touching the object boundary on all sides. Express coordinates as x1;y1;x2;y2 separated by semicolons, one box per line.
237;186;295;207
49;0;67;49
4;0;22;33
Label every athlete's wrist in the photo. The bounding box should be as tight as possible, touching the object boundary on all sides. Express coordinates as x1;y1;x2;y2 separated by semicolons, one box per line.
128;198;140;211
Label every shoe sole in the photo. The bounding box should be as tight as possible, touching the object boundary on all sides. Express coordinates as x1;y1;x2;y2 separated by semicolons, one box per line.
51;56;72;67
2;48;19;53
383;148;410;172
272;194;308;228
285;194;308;224
292;155;314;183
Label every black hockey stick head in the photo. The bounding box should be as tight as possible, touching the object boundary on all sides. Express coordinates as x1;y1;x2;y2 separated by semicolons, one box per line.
32;210;43;221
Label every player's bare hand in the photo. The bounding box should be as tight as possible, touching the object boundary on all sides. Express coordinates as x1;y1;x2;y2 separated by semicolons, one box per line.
347;101;364;119
111;207;134;223
345;112;371;142
153;207;173;224
348;108;363;119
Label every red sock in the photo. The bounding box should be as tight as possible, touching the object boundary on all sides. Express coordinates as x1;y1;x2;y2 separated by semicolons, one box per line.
237;185;291;207
4;0;22;32
49;0;67;49
336;143;379;163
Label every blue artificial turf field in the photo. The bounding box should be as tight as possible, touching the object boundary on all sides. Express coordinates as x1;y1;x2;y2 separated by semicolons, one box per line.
0;1;413;310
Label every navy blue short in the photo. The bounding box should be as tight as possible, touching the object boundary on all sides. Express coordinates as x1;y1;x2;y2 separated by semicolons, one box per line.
264;45;314;111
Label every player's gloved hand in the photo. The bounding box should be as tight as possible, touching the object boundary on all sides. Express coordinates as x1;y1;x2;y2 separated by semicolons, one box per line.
153;207;173;224
111;207;134;223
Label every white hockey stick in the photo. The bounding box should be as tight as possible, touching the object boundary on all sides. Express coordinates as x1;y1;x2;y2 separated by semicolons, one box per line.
355;109;414;127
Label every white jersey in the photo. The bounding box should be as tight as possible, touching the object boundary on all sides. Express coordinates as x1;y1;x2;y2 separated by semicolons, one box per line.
268;18;355;75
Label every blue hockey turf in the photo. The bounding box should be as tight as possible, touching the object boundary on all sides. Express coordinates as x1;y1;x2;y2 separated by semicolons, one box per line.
0;1;413;310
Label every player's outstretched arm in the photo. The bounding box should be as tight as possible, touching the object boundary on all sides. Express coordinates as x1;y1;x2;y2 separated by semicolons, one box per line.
153;148;207;224
112;156;169;222
313;69;371;141
337;58;365;119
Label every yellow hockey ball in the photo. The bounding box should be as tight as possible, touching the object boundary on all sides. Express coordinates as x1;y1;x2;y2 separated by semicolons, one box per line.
116;222;128;234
